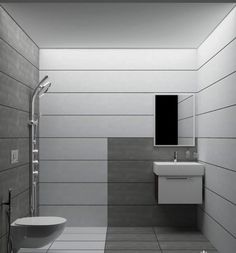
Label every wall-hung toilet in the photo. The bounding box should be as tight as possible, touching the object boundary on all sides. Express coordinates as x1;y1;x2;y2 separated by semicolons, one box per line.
11;216;66;253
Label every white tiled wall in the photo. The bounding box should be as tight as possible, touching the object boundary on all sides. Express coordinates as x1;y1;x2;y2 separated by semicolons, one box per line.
39;71;197;93
39;48;197;226
40;49;197;70
40;116;154;137
197;6;236;253
40;161;107;182
40;138;107;160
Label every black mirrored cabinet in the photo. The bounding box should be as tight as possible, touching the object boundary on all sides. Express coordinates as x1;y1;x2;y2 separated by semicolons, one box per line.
154;94;195;146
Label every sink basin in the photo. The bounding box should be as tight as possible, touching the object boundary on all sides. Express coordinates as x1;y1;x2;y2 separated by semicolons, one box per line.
153;162;204;176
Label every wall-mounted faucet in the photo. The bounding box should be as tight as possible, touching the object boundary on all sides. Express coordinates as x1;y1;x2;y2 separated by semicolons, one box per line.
174;151;178;162
2;188;12;208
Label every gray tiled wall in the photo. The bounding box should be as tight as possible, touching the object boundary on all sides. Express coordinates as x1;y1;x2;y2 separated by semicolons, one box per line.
0;6;39;252
108;137;197;227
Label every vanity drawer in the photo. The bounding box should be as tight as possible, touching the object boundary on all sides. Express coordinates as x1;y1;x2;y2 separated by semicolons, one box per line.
158;176;202;204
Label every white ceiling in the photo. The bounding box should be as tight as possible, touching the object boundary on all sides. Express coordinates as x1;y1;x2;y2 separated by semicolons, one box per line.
2;3;235;48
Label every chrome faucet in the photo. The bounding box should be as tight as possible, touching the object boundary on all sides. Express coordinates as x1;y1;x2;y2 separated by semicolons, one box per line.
174;151;178;162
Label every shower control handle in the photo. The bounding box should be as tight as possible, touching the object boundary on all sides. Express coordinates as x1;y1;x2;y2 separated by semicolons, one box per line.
33;170;39;176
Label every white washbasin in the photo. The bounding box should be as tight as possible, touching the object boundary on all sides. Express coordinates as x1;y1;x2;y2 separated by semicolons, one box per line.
153;162;204;176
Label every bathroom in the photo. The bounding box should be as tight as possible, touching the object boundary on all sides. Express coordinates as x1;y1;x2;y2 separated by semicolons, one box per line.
0;1;236;253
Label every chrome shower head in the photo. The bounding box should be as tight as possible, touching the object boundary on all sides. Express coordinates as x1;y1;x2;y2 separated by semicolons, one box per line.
39;82;51;97
31;76;52;120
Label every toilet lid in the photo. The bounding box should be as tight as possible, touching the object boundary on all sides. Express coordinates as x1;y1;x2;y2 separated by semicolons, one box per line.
15;216;66;226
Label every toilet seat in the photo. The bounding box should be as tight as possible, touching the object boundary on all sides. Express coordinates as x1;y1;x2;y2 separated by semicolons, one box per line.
14;216;66;226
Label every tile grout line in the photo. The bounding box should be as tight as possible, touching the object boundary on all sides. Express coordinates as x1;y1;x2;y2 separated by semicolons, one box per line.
0;70;34;90
197;71;236;94
40;69;196;72
0;5;39;49
104;226;108;253
197;36;236;70
197;5;236;49
0;37;39;70
152;227;163;253
46;239;55;253
196;102;236;117
198;160;236;173
46;92;197;94
0;102;30;114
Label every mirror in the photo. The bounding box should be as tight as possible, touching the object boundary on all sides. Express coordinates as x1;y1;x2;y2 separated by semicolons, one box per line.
154;94;195;146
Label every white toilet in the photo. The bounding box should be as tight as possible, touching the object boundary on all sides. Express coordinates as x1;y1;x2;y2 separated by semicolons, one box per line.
11;216;66;253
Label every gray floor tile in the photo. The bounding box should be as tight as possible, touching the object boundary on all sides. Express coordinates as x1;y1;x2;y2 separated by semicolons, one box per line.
107;227;154;234
18;250;47;253
106;233;157;241
49;251;104;253
159;241;215;250
105;241;160;250
18;243;52;252
57;233;106;241
50;241;105;250
105;251;161;253
63;227;107;234
154;226;199;234
157;233;207;241
162;251;218;253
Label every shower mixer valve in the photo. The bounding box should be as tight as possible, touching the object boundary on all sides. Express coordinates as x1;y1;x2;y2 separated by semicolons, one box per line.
33;170;39;176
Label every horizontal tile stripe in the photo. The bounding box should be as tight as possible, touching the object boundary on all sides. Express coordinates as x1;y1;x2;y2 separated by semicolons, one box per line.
196;103;236;116
0;5;39;49
202;71;236;95
199;207;236;240
47;91;197;94
198;36;236;70
41;114;154;116
40;49;196;70
39;182;155;184
178;94;193;103
0;40;38;88
0;37;39;70
0;70;33;90
12;187;29;200
0;162;29;174
40;70;197;93
41;47;197;49
39;204;108;206
198;137;236;139
178;115;194;121
40;69;197;71
40;159;107;161
39;204;156;206
199;159;236;173
0;103;29;113
205;187;236;206
197;5;236;49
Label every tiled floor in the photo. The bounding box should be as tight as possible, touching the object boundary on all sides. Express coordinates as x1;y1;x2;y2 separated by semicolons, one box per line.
19;227;218;253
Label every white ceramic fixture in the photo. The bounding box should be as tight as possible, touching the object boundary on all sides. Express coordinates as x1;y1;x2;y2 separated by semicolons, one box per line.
11;216;66;253
153;162;204;204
